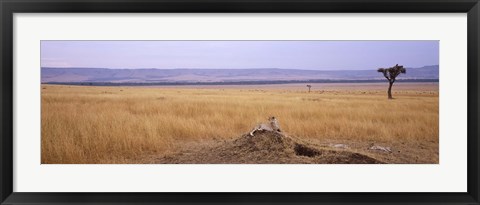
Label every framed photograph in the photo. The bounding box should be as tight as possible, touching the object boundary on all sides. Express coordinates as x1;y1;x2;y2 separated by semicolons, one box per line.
1;0;479;204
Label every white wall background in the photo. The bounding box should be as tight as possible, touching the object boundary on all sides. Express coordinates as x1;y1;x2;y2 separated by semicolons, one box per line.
13;13;467;192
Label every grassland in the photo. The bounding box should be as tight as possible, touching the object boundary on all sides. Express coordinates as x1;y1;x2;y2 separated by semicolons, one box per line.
41;83;439;164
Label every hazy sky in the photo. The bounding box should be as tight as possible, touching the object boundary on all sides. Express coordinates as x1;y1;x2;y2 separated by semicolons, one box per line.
41;41;439;70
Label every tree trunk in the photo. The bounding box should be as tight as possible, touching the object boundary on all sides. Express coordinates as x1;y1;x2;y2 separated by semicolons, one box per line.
308;87;311;93
387;81;394;99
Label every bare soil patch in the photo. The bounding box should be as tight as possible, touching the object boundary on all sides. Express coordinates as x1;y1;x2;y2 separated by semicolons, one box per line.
153;130;383;164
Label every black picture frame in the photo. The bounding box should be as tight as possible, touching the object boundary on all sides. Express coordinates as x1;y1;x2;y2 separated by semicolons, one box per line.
1;0;479;204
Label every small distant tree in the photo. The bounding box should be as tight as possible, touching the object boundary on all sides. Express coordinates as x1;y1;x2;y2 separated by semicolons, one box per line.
377;64;406;99
306;85;312;93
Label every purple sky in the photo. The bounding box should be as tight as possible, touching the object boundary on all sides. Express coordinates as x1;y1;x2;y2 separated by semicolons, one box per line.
41;41;438;70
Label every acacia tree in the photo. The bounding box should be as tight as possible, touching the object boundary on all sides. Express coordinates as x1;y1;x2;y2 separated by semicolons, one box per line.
306;85;312;93
377;64;406;99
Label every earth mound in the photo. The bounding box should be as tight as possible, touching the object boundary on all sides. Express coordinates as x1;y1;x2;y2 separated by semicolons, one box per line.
156;130;384;164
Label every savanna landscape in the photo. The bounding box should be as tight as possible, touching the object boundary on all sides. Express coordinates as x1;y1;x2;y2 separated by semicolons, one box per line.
41;82;438;164
41;40;439;164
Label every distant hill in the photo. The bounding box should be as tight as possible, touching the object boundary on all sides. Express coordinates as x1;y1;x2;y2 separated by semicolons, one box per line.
41;65;439;84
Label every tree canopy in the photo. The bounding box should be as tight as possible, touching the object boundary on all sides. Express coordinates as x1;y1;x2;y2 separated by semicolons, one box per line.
377;64;406;82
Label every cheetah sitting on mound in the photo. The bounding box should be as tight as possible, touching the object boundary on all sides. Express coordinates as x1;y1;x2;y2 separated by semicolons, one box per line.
249;116;282;137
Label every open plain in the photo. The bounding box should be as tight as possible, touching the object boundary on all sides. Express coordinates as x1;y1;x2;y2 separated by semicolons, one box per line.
41;82;439;164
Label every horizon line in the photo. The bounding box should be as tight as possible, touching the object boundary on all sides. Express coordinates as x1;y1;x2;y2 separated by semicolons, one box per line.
41;64;439;71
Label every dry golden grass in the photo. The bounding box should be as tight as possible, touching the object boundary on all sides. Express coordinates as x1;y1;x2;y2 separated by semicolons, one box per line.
41;83;438;164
